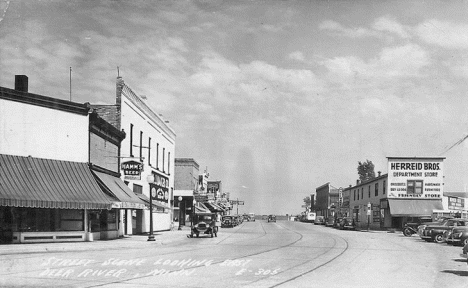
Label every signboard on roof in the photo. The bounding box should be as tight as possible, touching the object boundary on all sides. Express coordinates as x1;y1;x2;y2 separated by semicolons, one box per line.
387;157;444;199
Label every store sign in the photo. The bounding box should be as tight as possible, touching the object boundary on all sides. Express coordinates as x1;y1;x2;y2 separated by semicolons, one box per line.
121;160;143;180
448;197;464;210
387;158;444;199
149;173;169;203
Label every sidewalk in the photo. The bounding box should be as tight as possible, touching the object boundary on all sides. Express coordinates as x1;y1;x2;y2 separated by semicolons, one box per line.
0;227;191;255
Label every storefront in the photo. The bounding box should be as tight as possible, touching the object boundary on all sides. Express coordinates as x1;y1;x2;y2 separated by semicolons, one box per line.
385;157;445;228
0;154;115;244
91;169;146;238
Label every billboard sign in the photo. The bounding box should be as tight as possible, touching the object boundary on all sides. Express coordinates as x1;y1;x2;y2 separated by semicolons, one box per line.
387;157;444;199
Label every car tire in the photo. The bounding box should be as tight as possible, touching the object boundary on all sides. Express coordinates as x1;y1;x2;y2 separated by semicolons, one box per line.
434;234;444;243
403;228;413;237
462;238;468;246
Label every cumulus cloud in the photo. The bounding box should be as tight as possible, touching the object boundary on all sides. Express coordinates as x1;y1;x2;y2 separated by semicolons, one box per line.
373;16;410;38
415;19;468;49
288;51;305;62
319;20;381;38
323;44;430;83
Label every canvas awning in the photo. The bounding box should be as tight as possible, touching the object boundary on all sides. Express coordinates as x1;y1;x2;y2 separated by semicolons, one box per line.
0;154;113;209
137;194;172;210
204;202;225;213
92;171;146;209
194;202;212;214
388;199;443;217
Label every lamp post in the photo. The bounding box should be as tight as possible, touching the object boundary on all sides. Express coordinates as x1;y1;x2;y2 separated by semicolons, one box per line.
192;199;196;227
147;174;155;241
178;196;183;230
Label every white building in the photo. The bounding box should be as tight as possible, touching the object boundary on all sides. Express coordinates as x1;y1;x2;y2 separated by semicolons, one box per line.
93;77;175;234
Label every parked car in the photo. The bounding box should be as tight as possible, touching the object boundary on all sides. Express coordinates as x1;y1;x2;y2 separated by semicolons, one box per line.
339;217;356;230
417;217;453;236
420;218;467;243
403;217;433;236
333;217;343;228
325;217;335;227
314;216;325;225
267;215;276;222
445;226;468;246
221;215;235;228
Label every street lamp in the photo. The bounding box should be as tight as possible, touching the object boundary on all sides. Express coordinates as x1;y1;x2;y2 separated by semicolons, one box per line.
147;174;155;241
191;199;196;227
178;196;183;230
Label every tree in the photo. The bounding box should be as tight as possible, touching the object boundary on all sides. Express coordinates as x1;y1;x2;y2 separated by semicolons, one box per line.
357;159;376;182
303;196;311;207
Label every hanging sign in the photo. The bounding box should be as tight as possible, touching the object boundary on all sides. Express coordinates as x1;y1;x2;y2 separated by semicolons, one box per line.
121;160;143;180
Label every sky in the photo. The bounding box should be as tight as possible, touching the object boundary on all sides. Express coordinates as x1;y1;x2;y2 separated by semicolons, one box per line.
2;0;468;215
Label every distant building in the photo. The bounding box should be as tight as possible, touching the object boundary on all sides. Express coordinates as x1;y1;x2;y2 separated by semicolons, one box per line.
315;183;340;218
174;158;200;226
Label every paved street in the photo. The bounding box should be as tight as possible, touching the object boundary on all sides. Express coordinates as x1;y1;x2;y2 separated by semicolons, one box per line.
0;220;467;288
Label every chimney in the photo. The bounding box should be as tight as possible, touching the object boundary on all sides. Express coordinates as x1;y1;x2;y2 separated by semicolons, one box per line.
15;75;28;92
378;171;381;177
356;179;360;185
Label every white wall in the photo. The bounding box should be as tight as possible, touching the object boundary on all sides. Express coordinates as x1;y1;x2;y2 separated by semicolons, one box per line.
0;99;89;162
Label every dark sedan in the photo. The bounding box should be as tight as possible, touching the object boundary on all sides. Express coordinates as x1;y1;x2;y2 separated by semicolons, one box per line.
339;217;356;230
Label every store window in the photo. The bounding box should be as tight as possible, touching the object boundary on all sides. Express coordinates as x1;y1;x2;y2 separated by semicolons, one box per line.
18;208;84;232
407;180;423;194
133;184;143;194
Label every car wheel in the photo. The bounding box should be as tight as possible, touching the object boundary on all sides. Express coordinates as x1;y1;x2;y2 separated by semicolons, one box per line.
403;228;413;237
462;238;468;246
434;234;444;243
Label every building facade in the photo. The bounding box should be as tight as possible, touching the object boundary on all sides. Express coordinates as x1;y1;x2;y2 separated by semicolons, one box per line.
315;183;340;219
93;76;176;233
0;75;145;243
174;158;200;227
347;157;447;230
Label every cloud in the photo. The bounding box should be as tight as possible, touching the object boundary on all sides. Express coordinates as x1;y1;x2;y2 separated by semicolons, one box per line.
322;44;430;83
319;20;381;38
373;16;410;38
415;19;468;49
288;51;305;62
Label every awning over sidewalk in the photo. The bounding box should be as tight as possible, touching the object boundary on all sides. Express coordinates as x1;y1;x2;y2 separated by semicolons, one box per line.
388;199;443;217
194;202;211;214
204;202;225;213
0;154;113;209
92;171;146;209
137;194;172;210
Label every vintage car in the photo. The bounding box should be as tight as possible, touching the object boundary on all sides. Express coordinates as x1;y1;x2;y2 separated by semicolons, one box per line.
189;212;218;238
248;212;256;222
333;217;343;229
221;215;235;228
325;217;335;227
403;217;433;236
444;226;468;246
314;216;325;225
339;217;356;230
267;215;276;222
420;218;467;243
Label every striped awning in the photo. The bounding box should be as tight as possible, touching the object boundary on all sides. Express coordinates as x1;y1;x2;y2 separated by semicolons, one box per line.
0;154;113;209
92;171;146;209
137;194;172;210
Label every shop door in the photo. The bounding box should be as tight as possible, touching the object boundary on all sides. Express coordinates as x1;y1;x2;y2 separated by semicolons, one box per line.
0;207;13;244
